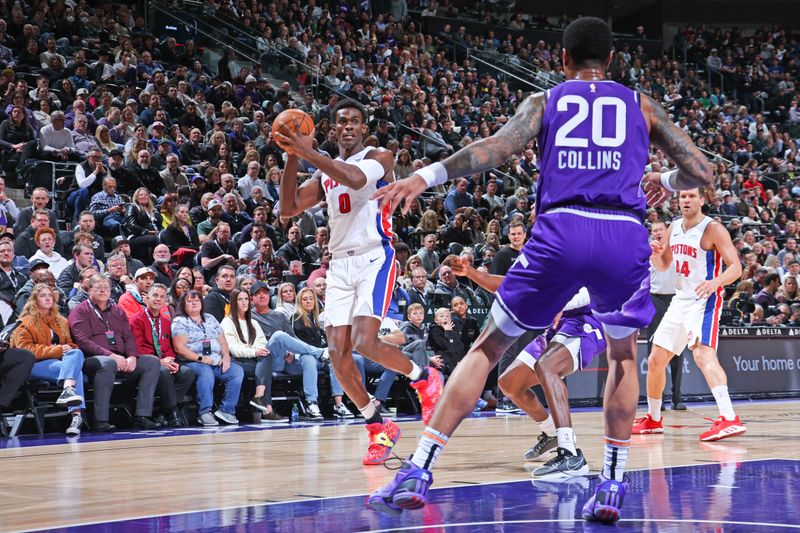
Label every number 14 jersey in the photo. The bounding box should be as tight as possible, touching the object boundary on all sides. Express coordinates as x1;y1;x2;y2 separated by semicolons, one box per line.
319;146;393;257
669;216;721;300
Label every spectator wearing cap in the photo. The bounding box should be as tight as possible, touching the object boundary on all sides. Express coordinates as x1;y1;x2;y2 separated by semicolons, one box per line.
14;258;69;316
118;267;156;319
69;273;162;431
111;235;146;278
197;198;224;244
30;226;69;277
720;190;737;217
38;110;81;162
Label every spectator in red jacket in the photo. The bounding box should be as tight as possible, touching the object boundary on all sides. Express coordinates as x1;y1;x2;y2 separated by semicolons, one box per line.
130;283;195;427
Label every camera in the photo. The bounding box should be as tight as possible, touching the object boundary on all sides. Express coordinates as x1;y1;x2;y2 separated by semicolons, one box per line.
735;296;756;315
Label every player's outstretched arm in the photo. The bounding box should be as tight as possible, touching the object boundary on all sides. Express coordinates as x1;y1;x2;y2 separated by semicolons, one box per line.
279;154;324;218
642;95;713;205
694;222;743;299
372;93;546;214
450;257;505;293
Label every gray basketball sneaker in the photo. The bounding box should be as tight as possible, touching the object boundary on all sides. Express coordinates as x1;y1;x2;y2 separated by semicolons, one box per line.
532;448;590;480
524;433;558;461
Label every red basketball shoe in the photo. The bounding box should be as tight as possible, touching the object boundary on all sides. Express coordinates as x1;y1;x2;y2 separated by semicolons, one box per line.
699;416;747;442
409;367;443;425
363;418;402;465
631;414;664;434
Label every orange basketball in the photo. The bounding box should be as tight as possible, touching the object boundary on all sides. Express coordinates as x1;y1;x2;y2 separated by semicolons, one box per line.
272;109;315;149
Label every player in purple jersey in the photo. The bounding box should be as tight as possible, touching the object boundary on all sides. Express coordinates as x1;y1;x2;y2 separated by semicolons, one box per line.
370;17;712;524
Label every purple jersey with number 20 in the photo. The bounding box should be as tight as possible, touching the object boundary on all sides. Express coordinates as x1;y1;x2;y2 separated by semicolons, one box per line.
494;80;655;332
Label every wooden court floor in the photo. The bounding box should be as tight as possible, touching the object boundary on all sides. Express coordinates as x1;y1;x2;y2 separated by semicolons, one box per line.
2;400;799;532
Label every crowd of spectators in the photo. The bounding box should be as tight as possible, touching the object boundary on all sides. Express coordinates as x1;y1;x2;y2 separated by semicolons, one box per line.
0;0;798;434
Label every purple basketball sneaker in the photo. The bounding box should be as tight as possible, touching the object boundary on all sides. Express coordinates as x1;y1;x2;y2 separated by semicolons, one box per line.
581;473;630;524
368;460;433;514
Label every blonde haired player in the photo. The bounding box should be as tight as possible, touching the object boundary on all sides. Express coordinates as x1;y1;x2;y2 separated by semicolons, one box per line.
275;100;443;465
633;188;746;441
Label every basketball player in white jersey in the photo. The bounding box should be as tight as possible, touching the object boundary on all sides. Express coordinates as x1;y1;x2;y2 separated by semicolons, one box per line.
633;188;746;441
275;100;443;465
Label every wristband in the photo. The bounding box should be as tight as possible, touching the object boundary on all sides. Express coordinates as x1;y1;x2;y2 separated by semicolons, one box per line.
416;162;449;188
660;170;678;192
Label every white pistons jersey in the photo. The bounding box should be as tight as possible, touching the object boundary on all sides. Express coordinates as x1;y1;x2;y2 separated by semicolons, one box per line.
319;146;393;256
669;216;720;300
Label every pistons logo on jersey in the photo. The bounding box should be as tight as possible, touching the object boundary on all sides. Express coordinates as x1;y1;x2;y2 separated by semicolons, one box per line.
322;175;341;193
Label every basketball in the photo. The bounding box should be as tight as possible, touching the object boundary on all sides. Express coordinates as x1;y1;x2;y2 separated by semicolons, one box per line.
272;109;315;149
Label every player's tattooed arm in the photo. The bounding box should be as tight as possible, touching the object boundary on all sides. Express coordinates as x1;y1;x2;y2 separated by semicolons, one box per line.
645;95;713;190
440;93;545;180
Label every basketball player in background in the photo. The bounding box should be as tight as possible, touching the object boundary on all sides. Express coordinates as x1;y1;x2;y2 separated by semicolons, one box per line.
633;188;745;441
370;17;712;523
275;100;443;466
450;255;606;479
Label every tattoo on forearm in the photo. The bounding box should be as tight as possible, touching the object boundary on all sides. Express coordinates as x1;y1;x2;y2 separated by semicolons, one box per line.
648;96;712;189
442;94;545;180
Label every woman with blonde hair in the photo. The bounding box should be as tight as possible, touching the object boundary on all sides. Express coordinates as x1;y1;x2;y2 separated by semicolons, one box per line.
11;283;86;436
416;210;440;235
778;276;798;303
94;125;118;154
291;287;356;419
275;282;297;317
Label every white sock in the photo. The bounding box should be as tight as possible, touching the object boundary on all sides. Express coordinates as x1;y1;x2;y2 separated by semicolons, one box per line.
602;437;630;481
537;414;556;436
647;397;663;422
410;427;449;470
359;402;379;423
556;426;577;455
407;361;423;381
711;385;735;420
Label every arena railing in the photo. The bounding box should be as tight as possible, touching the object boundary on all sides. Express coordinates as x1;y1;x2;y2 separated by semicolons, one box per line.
146;1;261;70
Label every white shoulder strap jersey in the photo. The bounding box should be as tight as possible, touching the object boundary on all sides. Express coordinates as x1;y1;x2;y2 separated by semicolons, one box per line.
669;216;720;300
319;146;393;256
